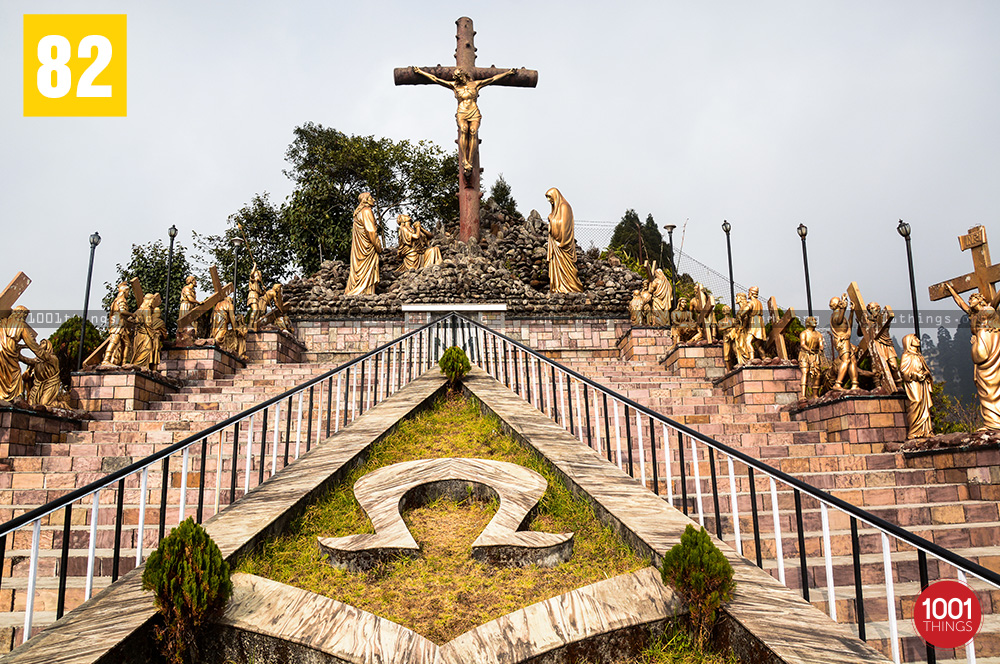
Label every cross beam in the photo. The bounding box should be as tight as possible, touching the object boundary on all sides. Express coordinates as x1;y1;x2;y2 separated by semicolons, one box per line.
0;272;31;320
767;297;794;360
928;225;1000;302
394;17;537;243
176;266;234;331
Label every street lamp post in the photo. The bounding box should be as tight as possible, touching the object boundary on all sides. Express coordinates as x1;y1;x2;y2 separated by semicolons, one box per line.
664;224;676;270
231;236;244;310
76;232;101;370
722;220;735;307
165;225;177;333
897;219;920;338
797;224;813;317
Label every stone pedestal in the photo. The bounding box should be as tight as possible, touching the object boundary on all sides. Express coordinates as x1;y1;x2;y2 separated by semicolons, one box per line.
70;368;179;419
161;345;246;381
245;330;305;364
0;406;82;457
789;392;906;450
903;442;1000;500
617;327;673;361
660;344;727;380
713;361;800;407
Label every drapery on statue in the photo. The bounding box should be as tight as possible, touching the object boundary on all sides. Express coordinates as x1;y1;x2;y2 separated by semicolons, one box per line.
396;214;442;271
745;287;766;357
412;66;515;176
797;316;824;399
545;188;583;294
131;293;166;371
973;306;1000;430
829;295;859;390
860;301;901;389
345;192;382;296
104;282;132;366
899;333;933;438
248;265;266;331
733;292;754;364
23;338;61;407
689;283;715;343
0;306;42;402
649;268;672;326
716;305;738;370
178;276;200;328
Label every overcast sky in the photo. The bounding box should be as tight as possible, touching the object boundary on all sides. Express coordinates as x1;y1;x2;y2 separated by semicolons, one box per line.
3;1;999;336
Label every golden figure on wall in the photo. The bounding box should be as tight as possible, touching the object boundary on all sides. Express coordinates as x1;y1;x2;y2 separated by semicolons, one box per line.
0;306;42;402
628;289;646;326
671;297;697;344
973;306;1000;430
829;295;859;390
104;282;132;366
899;333;934;438
797;316;824;399
345;193;383;296
212;295;238;352
689;283;715;343
178;275;200;336
745;287;766;357
716;305;739;370
131;293;166;371
733;292;754;363
248;265;265;332
23;338;61;407
860;302;901;389
546;188;583;294
397;214;442;271
411;65;516;175
649;269;672;326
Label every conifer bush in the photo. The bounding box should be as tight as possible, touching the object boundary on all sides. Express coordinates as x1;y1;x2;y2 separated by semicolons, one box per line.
141;517;232;664
661;524;736;648
438;346;471;387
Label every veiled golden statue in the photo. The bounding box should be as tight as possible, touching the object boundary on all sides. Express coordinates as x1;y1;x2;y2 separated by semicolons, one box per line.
628;289;646;326
0;306;42;402
649;269;672;326
545;188;583;294
412;65;516;175
131;295;166;371
797;316;824;399
900;333;933;438
104;282;131;366
345;192;382;296
396;214;442;271
178;275;200;335
733;292;754;364
973;306;1000;430
248;266;265;331
24;338;61;407
829;295;859;390
671;298;697;344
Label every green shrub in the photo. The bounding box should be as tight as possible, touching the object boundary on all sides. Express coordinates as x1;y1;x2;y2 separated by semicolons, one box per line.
141;518;232;664
660;524;736;649
438;346;471;387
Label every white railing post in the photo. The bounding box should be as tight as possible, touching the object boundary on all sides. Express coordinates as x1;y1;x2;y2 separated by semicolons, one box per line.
179;447;190;523
295;391;304;459
881;532;900;664
334;374;341;434
821;503;836;620
575;382;584;443
271;401;281;476
558;371;568;430
690;437;704;527
244;415;254;494
636;409;646;487
663;424;673;505
613;400;623;470
23;519;41;643
770;478;785;586
593;390;602;453
957;569;978;664
727;456;741;555
136;466;149;564
85;491;100;600
214;430;224;515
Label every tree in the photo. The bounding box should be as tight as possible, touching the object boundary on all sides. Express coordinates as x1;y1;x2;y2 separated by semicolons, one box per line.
102;240;192;332
489;173;520;220
48;317;105;386
609;210;670;271
282;123;458;274
192;192;295;310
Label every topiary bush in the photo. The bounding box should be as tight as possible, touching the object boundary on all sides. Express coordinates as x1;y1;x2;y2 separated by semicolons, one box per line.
438;345;471;388
141;517;232;664
661;524;736;648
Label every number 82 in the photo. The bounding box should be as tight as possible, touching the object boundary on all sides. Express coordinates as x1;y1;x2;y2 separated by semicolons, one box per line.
37;34;112;99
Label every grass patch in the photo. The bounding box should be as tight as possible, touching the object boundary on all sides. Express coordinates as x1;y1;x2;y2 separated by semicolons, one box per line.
237;393;646;644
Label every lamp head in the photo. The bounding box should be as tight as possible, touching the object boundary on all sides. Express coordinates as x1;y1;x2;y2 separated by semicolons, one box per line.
897;219;911;238
797;223;808;239
89;232;101;248
168;225;178;239
721;220;731;234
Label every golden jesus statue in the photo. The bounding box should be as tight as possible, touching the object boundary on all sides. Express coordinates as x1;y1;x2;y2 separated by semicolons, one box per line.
412;66;516;175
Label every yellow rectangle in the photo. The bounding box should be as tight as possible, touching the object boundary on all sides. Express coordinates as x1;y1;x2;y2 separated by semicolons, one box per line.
23;14;127;117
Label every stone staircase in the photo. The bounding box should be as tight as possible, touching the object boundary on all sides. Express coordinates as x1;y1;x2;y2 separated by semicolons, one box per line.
562;353;1000;663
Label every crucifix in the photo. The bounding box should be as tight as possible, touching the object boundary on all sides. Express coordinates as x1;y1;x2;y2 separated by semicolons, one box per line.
928;225;1000;313
847;281;898;393
394;17;538;243
176;266;234;332
766;296;795;360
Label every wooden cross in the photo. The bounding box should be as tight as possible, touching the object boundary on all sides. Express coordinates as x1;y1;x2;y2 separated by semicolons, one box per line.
394;17;538;243
846;281;897;392
175;266;234;331
766;296;794;360
0;272;31;321
928;225;1000;303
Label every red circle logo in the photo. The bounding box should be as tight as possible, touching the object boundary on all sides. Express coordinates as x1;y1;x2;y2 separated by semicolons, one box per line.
913;580;982;649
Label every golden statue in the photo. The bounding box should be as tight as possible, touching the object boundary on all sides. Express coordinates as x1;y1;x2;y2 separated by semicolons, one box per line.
746;287;766;357
23;338;61;407
944;283;998;334
860;302;901;389
671;297;697;344
829;295;859;390
798;316;824;399
0;306;42;402
104;282;132;366
689;283;715;343
733;292;754;363
178;275;200;336
267;283;293;333
546;188;583;294
212;295;237;350
628;289;646;326
248;265;265;332
900;333;934;438
972;306;1000;430
649;268;672;326
345;192;382;296
131;295;167;371
411;65;516;175
716;305;739;370
396;214;442;271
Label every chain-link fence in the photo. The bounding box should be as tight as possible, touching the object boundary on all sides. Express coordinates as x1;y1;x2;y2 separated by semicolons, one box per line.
575;221;748;306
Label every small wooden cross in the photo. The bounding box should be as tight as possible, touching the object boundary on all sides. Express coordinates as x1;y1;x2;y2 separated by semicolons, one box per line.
928;225;1000;303
175;266;234;331
766;296;794;360
847;281;897;392
394;17;538;243
130;278;161;310
692;299;715;343
0;272;32;321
